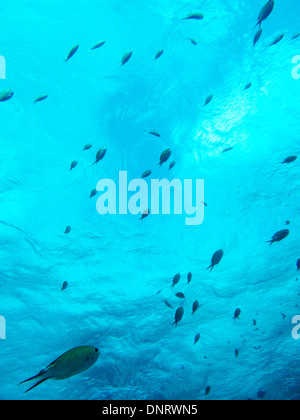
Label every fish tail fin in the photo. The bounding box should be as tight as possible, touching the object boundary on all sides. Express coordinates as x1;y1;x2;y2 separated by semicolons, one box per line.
253;21;260;29
20;370;49;393
266;240;273;246
172;321;177;327
157;162;162;167
207;265;213;271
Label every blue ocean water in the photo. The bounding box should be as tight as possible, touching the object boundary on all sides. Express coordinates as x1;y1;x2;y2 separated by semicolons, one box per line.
0;0;300;400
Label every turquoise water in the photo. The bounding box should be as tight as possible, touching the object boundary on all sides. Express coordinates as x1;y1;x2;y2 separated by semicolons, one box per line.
0;0;300;400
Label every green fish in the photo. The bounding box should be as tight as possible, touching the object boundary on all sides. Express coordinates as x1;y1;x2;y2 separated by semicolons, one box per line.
34;95;48;104
20;346;100;393
91;41;106;50
0;89;14;102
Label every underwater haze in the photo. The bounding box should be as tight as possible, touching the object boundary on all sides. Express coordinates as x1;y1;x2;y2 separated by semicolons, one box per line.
0;0;300;400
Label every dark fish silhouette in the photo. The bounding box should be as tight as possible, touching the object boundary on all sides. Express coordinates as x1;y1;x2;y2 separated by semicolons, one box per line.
169;161;176;170
34;95;48;104
90;189;97;198
188;38;197;45
171;273;181;288
203;94;213;106
173;306;184;326
93;147;106;165
91;41;106;50
0;89;14;102
187;272;192;284
205;386;211;396
192;300;199;315
158;149;171;167
194;333;201;344
235;349;239;357
269;34;284;46
70;161;78;171
164;300;173;309
254;0;274;28
175;292;185;299
139;209;150;221
147;130;161;137
234;308;241;320
155;50;164;60
141;170;152;179
64;226;71;234
253;28;263;47
297;259;300;271
222;147;233;153
62;281;69;291
266;229;289;245
64;45;79;62
83;144;92;151
121;51;133;66
257;390;267;399
182;13;204;21
291;33;300;40
244;83;252;90
207;250;224;271
282;156;297;164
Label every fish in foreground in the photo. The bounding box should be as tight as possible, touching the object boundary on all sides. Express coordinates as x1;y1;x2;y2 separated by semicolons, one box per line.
207;250;224;271
182;13;204;21
187;272;192;284
139;209;150;221
235;349;239;357
34;95;48;104
254;0;274;28
158;149;172;167
121;50;133;66
266;229;289;245
297;259;300;271
175;292;185;299
0;89;14;102
155;50;164;60
203;94;213;106
20;346;100;393
282;156;297;164
173;307;184;326
269;34;284;46
171;273;181;288
234;308;241;319
194;333;200;345
64;45;79;62
91;41;106;50
93;147;107;165
253;28;263;47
